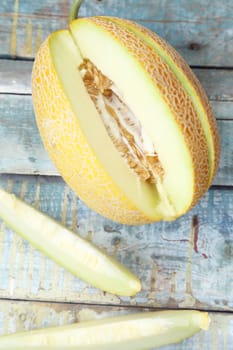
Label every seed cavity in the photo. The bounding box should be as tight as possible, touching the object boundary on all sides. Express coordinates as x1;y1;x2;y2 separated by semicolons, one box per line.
79;59;164;183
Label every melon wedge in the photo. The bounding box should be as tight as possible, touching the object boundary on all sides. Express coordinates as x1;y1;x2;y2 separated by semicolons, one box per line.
0;188;140;296
108;17;220;185
0;310;210;349
70;17;210;215
32;13;220;225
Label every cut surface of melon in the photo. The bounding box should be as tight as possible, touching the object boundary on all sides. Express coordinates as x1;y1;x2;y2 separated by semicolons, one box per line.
108;17;220;184
0;187;140;296
0;310;210;349
71;20;196;216
32;13;216;224
49;30;164;220
50;24;200;219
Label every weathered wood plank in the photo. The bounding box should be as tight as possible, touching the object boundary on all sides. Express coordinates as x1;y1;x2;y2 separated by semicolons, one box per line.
211;101;233;120
0;94;57;176
0;0;232;66
0;174;232;311
0;299;230;350
1;59;233;102
0;59;32;95
194;69;233;102
215;121;233;185
0;94;232;185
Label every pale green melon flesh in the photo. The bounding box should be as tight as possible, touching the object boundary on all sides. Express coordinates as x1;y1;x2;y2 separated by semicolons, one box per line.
110;17;215;181
69;20;195;217
0;187;141;296
0;310;210;349
49;30;170;220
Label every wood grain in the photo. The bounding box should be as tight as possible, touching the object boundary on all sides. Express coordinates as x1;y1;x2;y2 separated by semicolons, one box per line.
0;174;232;311
0;0;232;66
0;60;32;95
0;94;57;176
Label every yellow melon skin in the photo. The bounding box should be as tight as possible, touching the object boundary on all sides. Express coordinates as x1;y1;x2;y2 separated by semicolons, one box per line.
32;38;153;225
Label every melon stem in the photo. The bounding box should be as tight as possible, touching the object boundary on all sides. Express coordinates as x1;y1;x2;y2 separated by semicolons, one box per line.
69;0;84;23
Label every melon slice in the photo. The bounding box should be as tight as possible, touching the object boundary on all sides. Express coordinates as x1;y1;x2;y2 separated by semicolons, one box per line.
32;12;220;224
0;310;210;349
70;18;210;218
0;188;140;296
108;17;220;184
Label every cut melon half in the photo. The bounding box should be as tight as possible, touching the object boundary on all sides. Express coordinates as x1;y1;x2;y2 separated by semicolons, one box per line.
32;13;219;224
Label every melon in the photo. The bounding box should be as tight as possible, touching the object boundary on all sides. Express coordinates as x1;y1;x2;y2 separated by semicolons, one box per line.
0;310;210;349
32;0;220;225
0;187;140;296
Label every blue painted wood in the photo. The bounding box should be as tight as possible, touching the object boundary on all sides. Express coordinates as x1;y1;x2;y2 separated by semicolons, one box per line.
0;0;232;66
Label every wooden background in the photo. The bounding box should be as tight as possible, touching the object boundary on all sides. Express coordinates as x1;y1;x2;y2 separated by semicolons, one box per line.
0;0;233;348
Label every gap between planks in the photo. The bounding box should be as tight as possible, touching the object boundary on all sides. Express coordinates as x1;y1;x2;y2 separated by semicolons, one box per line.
1;295;233;315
